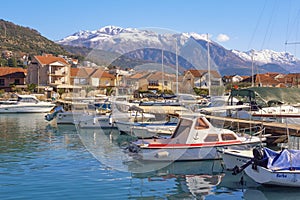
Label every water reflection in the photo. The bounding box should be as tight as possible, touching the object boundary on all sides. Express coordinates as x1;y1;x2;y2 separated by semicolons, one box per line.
130;160;225;199
3;114;300;199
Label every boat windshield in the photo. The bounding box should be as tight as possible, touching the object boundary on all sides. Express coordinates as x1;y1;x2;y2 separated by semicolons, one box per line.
18;96;39;103
171;118;193;139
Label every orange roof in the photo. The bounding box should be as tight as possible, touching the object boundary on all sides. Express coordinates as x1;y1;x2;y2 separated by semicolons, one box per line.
185;69;205;77
35;55;69;65
185;69;221;78
70;68;80;77
70;67;94;77
0;67;27;76
91;69;115;79
128;71;150;79
147;71;176;81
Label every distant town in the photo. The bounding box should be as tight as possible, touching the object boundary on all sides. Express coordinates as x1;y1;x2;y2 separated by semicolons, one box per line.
1;51;300;100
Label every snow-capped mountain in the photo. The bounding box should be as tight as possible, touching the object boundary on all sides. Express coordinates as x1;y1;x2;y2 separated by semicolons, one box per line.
232;49;299;69
57;25;300;75
57;25;210;54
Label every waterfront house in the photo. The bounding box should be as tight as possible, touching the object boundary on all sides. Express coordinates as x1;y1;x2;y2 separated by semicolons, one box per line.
146;71;176;92
90;68;115;88
27;54;71;90
70;67;94;86
282;73;300;88
223;75;244;83
0;67;27;92
70;67;115;87
126;71;151;92
183;69;223;89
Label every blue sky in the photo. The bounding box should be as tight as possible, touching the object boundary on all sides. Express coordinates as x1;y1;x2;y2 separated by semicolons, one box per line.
2;0;300;53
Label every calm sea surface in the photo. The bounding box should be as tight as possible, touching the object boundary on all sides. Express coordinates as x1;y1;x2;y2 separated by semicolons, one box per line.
1;114;300;200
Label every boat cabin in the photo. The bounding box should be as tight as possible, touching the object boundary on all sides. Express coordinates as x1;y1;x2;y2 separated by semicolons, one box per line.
169;116;239;144
17;95;40;103
138;115;241;147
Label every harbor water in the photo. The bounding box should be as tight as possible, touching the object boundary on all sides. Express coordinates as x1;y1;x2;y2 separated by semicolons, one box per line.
1;114;300;200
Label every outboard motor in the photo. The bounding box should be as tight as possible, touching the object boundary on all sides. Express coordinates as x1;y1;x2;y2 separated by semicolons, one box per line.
45;106;65;121
252;147;267;170
127;144;140;153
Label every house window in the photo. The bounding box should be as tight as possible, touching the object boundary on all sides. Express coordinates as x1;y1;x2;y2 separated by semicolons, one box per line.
149;80;158;86
14;79;20;85
0;79;4;86
164;80;168;86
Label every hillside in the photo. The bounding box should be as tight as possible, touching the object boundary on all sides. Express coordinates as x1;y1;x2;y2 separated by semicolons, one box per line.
0;19;68;56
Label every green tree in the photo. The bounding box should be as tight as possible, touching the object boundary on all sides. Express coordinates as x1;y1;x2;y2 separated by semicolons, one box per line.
0;59;8;66
7;57;17;67
27;83;37;93
58;88;64;97
193;87;208;96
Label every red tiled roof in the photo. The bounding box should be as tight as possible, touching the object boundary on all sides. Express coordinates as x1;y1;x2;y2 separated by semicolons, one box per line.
91;69;115;79
35;55;69;65
185;69;221;78
147;71;176;81
0;67;27;76
70;67;92;77
128;72;150;79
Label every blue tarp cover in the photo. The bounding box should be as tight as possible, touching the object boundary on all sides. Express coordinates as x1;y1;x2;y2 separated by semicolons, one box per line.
264;148;300;170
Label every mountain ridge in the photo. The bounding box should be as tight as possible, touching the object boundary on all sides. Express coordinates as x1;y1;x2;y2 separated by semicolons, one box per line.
57;25;300;75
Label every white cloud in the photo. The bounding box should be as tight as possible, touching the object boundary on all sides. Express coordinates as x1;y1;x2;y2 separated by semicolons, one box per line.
216;34;230;42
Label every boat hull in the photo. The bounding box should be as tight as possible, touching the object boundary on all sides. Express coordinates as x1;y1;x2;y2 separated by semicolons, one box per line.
245;165;300;187
218;148;253;170
136;146;220;161
0;104;55;113
78;115;115;129
56;112;94;124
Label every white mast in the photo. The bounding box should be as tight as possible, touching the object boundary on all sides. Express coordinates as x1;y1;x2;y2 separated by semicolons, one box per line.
251;51;254;87
161;49;164;93
175;40;179;94
207;33;211;96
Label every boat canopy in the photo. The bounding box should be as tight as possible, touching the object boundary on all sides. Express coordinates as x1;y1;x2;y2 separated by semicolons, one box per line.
263;148;300;171
230;87;300;106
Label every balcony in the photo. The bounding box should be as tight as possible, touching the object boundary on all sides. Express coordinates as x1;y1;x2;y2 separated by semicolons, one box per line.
48;70;68;76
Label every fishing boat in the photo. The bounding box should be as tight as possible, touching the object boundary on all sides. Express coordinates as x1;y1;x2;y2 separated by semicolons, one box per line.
0;94;55;113
127;114;265;161
231;147;300;187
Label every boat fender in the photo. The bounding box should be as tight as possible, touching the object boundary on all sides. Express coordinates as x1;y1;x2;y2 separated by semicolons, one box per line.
155;151;169;158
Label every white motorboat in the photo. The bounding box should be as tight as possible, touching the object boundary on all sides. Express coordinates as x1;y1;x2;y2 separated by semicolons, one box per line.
218;148;255;170
78;114;115;129
127;114;265;161
56;110;95;125
116;120;177;138
231;147;300;187
0;94;55;113
251;105;300;118
130;123;177;138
